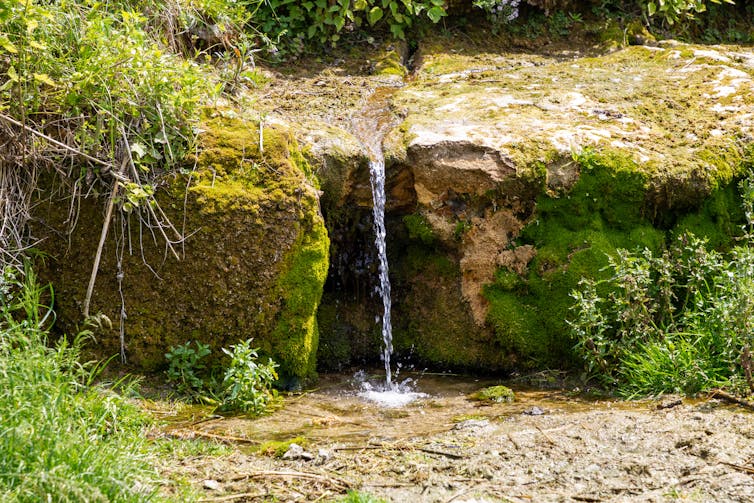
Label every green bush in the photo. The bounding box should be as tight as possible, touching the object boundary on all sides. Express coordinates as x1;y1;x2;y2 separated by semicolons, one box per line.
247;0;446;55
570;175;754;396
643;0;734;25
0;266;157;501
165;341;212;398
218;338;278;415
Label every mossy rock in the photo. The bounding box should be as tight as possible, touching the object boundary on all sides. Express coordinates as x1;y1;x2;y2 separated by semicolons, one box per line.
33;112;328;381
471;385;515;403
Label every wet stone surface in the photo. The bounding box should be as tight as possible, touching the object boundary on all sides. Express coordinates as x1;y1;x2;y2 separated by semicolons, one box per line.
154;373;754;502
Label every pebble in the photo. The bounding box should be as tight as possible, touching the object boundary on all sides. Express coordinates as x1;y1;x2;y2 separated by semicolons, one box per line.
453;419;490;430
523;406;546;416
282;443;315;461
202;479;221;491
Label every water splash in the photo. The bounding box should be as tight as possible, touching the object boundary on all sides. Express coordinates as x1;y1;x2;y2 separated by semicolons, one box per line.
353;370;427;408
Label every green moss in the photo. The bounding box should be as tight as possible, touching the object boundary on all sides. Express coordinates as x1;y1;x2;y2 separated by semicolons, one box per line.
374;46;407;77
531;148;650;234
403;213;437;246
392;243;502;370
485;149;668;366
471;385;515;403
672;184;744;249
269;217;329;381
257;436;308;458
34;112;331;379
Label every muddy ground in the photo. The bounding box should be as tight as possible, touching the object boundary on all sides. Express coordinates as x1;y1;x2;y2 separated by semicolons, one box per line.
151;373;754;502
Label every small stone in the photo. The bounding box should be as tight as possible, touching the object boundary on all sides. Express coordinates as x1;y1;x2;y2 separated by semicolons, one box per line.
522;406;545;416
453;419;491;430
282;443;315;461
202;479;221;491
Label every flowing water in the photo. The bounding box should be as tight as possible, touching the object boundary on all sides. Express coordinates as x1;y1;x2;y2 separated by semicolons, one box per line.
367;154;394;387
350;87;405;400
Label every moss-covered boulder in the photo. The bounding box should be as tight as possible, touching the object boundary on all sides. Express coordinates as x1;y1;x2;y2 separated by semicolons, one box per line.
33;112;329;381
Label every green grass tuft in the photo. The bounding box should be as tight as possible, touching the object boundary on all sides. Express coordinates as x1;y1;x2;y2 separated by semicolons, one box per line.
0;266;160;501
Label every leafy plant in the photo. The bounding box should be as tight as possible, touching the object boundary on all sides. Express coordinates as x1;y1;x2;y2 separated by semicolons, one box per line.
218;338;278;415
165;340;212;397
247;0;446;56
570;174;754;396
644;0;735;25
165;337;278;415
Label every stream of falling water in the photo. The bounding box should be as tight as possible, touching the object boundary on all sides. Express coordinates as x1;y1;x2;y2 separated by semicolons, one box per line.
350;88;426;405
368;153;394;388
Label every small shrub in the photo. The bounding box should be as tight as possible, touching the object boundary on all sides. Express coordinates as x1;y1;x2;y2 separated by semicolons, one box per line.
644;0;735;25
165;340;212;397
247;0;446;56
218;338;278;415
165;337;279;415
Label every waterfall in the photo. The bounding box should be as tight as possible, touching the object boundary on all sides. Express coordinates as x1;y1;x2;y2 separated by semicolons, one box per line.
368;154;394;388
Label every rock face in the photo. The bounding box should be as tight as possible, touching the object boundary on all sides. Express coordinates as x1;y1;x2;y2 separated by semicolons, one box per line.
293;38;754;371
33;114;329;380
384;40;754;368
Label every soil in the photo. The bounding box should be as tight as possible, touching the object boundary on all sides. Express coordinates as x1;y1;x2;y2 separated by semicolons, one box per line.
151;372;754;502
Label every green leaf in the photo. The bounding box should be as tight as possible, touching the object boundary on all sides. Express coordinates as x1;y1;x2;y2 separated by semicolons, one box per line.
354;0;368;9
33;73;55;86
0;36;17;54
368;6;383;25
7;66;18;83
427;5;445;23
647;2;657;16
130;142;147;159
390;22;405;39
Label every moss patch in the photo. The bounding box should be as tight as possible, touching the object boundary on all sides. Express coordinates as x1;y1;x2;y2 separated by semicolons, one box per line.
268;219;329;380
484;145;748;368
471;385;515;403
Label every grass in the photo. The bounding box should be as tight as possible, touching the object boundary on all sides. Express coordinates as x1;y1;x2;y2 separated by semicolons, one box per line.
0;266;166;501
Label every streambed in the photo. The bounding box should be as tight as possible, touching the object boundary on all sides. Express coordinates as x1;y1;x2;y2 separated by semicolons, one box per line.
154;372;754;502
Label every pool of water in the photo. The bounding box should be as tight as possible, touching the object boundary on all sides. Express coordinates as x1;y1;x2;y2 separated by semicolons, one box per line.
170;370;642;446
